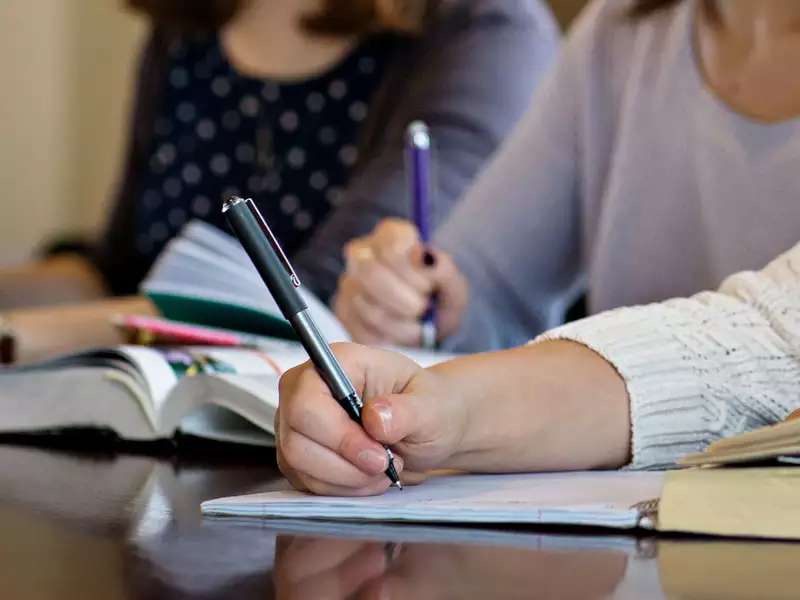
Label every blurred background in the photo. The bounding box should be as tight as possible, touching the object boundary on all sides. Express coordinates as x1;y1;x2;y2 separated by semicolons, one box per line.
0;0;587;267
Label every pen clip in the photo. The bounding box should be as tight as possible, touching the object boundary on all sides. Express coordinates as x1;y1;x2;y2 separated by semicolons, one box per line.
243;197;301;288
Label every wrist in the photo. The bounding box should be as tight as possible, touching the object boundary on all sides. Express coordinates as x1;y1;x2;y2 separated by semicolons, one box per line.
425;342;630;473
424;356;512;469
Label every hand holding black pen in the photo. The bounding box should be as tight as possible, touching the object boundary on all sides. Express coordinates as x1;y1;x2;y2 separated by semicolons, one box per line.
223;196;402;489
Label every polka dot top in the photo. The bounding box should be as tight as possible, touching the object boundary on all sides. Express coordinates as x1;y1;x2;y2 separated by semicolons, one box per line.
135;32;392;263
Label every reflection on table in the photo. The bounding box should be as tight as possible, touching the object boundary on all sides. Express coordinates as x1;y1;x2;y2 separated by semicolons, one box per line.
0;445;795;599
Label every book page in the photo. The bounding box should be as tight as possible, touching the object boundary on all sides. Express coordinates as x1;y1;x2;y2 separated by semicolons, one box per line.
142;344;314;443
117;345;295;424
680;417;800;466
144;223;351;342
202;471;664;528
118;346;179;420
181;219;252;263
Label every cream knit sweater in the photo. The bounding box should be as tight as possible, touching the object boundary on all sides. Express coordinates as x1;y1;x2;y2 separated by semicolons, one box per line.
537;242;800;470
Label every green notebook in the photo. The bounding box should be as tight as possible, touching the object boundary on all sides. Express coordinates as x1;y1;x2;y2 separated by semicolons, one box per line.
141;220;349;342
147;292;297;339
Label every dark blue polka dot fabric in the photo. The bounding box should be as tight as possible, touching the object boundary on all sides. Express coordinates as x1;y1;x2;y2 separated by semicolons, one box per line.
136;33;390;264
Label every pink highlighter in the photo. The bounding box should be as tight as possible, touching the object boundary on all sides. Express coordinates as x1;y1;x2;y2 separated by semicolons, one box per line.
114;315;248;347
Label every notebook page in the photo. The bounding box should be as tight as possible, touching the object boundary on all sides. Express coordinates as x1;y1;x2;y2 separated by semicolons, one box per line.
202;471;664;528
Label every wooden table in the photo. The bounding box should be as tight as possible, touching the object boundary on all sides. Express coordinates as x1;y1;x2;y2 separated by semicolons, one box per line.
0;445;793;599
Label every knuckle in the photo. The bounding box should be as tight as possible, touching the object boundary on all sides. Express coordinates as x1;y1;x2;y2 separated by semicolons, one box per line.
333;288;352;316
381;217;413;235
336;430;363;464
289;472;311;493
408;294;427;315
277;368;294;391
280;431;306;467
276;448;300;486
279;360;316;391
359;260;378;280
358;302;384;329
277;366;301;398
343;238;363;256
330;341;357;360
303;478;328;496
401;325;423;347
280;392;310;431
375;218;400;236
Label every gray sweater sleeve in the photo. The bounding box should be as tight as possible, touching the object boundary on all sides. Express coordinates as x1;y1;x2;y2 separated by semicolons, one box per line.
435;0;630;352
292;0;560;302
435;9;589;352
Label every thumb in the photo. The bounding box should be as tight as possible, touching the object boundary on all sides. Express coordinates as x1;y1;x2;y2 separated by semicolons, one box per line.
362;393;438;446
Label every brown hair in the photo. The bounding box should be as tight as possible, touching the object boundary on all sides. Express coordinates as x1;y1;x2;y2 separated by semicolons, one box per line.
629;0;719;23
629;0;682;18
126;0;435;35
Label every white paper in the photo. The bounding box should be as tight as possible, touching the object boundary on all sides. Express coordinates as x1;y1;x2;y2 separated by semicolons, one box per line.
202;471;664;529
144;220;352;342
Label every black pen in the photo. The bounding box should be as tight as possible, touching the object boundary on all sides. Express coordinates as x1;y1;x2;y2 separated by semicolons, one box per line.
223;196;402;489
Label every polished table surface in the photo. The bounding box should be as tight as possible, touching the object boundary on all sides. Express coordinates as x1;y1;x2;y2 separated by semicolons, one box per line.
0;444;795;599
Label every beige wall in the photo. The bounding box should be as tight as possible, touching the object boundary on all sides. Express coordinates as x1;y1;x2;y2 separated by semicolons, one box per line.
0;1;144;266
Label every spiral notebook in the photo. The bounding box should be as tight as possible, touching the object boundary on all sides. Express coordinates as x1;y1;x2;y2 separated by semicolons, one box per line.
201;471;666;530
202;466;800;539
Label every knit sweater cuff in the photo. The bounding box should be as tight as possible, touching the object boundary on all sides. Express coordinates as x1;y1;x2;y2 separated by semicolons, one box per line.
535;306;716;470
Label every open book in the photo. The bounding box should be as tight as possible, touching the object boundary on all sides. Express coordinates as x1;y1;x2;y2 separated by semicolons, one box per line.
680;414;800;467
0;339;453;448
142;220;349;341
0;343;307;446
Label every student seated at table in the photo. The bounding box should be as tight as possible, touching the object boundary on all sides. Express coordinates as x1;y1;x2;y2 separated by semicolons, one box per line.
333;0;800;350
0;0;559;362
276;240;800;495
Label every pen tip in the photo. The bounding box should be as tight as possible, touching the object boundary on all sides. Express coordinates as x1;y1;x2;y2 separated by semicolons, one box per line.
393;481;403;490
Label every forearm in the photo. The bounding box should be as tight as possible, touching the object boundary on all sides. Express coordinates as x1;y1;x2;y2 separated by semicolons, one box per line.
0;254;107;310
431;340;630;473
537;243;800;469
7;295;156;364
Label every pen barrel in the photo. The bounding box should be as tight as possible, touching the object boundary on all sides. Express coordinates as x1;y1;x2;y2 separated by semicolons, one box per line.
290;310;360;408
225;201;307;318
409;145;432;243
407;121;432;244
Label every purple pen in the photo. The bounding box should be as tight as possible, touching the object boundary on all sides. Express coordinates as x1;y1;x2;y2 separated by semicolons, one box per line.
406;121;438;348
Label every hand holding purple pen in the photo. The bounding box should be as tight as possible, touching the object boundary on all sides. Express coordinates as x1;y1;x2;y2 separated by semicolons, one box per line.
406;121;438;349
332;123;469;348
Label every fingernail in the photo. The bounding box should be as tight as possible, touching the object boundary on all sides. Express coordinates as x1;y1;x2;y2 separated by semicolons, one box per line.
358;449;388;473
371;401;393;435
423;250;436;267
